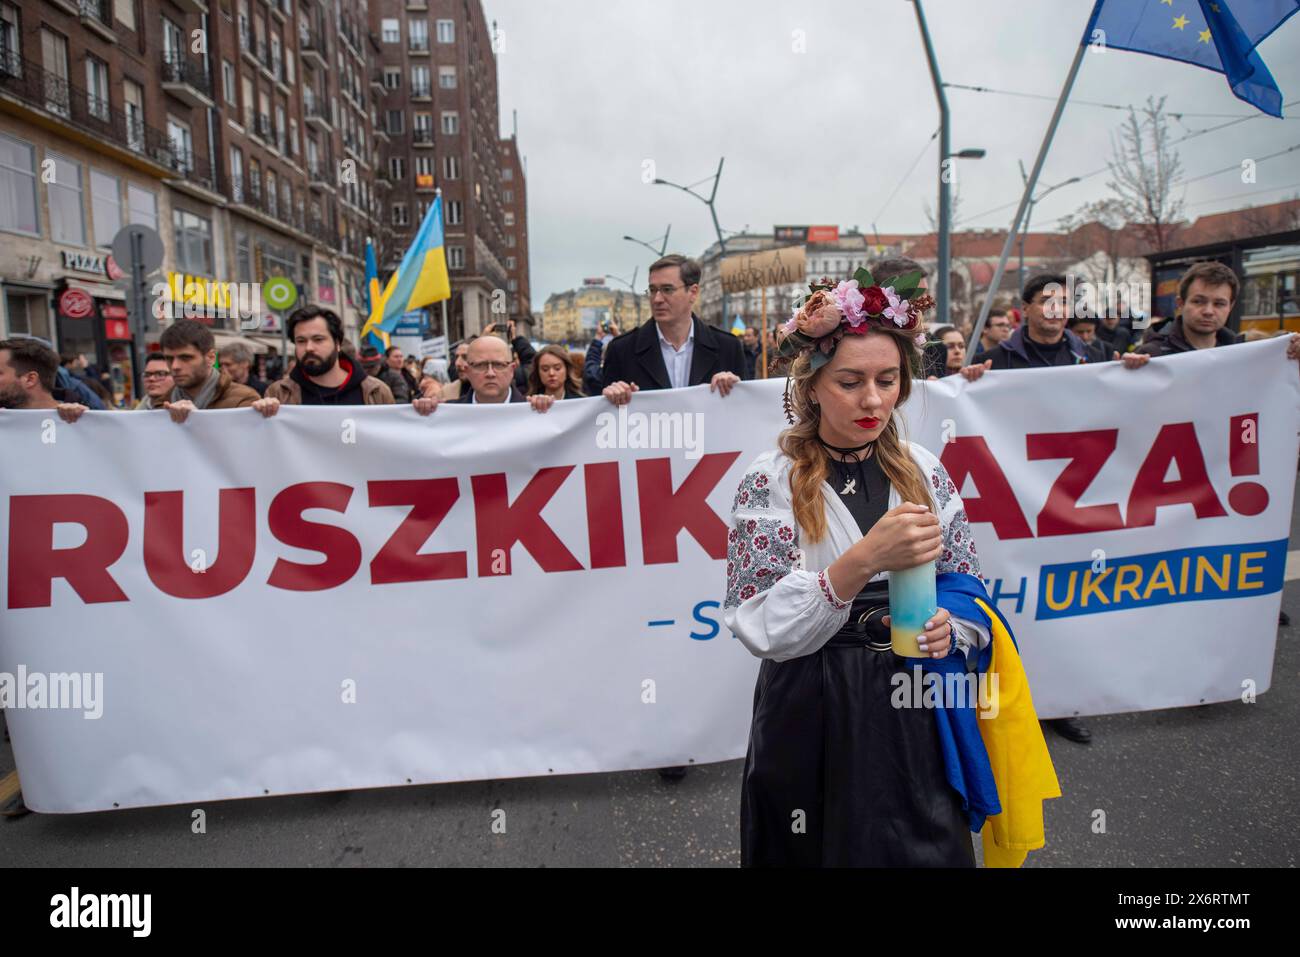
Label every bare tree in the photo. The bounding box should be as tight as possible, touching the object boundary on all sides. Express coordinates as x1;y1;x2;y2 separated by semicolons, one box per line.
1107;95;1185;253
1057;199;1132;283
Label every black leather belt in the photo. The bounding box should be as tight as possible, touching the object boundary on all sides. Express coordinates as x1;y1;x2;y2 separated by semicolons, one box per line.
827;602;893;651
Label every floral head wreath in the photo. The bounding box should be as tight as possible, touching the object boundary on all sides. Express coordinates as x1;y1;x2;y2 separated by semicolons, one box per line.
776;267;935;423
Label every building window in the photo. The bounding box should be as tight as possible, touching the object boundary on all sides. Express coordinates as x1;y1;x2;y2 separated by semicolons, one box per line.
392;202;408;226
229;146;244;201
173;208;213;274
241;75;254;128
438;65;456;89
506;256;516;270
386;110;404;134
40;29;69;116
383;67;401;89
411;65;430;97
444;155;460;179
235;231;251;282
504;211;515;227
409;19;428;50
436;19;454;43
289;118;298;157
440;111;458;134
90;169;121;248
503;189;513;203
127;183;157;231
447;245;464;269
167;117;193;171
83;56;110;120
47;152;85;246
501;167;513;181
507;233;516;248
508;278;517;292
0;133;39;235
414;154;433;176
222;60;236;103
5;291;51;340
389;156;405;180
381;18;399;43
445;200;462;225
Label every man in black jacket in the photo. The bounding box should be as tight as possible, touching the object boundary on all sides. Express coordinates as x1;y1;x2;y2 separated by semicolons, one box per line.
1135;261;1244;357
960;273;1150;747
600;254;745;404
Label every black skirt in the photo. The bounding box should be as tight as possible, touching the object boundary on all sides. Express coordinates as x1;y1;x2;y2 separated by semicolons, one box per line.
740;622;976;867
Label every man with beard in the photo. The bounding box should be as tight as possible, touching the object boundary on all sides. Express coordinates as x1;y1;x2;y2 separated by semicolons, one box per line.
442;338;474;401
257;307;441;416
0;337;87;419
262;307;396;407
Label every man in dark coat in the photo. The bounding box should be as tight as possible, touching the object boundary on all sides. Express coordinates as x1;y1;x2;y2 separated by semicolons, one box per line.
600;254;746;404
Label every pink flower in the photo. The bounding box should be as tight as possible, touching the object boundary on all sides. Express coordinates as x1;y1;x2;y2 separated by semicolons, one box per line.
883;286;911;328
914;332;927;346
832;280;865;327
794;290;843;338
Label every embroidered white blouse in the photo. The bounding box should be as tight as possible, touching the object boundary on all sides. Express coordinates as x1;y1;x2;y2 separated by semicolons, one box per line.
723;442;989;662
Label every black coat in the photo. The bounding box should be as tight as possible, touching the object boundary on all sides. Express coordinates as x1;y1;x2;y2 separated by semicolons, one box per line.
453;385;526;404
600;315;746;391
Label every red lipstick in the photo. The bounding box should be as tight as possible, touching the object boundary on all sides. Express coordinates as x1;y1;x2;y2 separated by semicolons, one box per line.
855;416;880;429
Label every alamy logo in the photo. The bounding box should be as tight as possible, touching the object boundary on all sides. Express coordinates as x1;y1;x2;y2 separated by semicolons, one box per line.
50;888;151;937
0;666;102;719
595;406;705;460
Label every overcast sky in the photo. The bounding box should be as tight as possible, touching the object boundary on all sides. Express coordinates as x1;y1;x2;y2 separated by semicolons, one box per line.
483;0;1300;308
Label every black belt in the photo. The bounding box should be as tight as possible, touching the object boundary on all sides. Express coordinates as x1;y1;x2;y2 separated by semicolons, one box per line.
826;602;893;651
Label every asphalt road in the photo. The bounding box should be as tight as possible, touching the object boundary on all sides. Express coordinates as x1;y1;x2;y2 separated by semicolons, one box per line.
4;479;1298;868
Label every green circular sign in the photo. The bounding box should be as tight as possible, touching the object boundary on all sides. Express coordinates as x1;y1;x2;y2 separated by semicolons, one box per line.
263;277;298;311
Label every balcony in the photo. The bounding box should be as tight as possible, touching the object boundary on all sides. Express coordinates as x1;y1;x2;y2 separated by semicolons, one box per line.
300;25;327;69
307;215;339;249
303;98;332;132
164;147;219;199
255;112;272;141
160;52;214;108
408;37;429;54
0;54;176;175
78;0;117;44
307;160;335;192
370;70;385;94
410;83;431;101
411;128;434;147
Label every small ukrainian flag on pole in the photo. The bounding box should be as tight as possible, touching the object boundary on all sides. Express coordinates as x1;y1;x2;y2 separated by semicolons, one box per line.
361;189;452;348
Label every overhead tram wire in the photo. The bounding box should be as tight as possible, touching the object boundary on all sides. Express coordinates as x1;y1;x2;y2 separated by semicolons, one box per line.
871;128;939;229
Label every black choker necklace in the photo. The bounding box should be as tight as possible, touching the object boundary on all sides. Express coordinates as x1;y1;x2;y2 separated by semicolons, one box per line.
818;438;875;457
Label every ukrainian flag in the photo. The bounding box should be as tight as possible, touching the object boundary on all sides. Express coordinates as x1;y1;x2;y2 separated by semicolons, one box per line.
362;238;386;351
360;193;451;347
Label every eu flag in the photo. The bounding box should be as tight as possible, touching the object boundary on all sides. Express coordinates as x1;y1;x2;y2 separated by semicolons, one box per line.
1085;0;1298;117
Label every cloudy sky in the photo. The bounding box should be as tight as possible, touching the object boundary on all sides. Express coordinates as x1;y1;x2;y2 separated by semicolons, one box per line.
482;0;1300;307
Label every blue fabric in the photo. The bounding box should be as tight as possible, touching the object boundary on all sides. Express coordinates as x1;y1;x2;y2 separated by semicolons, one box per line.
1085;0;1297;117
57;368;105;410
923;572;1011;832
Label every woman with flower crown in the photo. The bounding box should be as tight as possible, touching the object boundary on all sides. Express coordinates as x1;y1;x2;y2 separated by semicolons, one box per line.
724;260;1028;867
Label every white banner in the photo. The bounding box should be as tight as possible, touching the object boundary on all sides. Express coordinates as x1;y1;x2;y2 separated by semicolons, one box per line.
1;337;1295;812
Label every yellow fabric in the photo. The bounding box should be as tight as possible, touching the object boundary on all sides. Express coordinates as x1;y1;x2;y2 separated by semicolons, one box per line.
974;596;1062;868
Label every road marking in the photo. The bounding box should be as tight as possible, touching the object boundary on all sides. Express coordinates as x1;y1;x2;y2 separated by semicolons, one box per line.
0;771;20;806
1288;550;1300;582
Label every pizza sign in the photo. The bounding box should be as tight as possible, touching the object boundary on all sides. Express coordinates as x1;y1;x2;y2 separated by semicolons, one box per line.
58;288;95;319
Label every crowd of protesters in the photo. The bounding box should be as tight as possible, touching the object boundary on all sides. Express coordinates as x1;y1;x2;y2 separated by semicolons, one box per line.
2;252;1299;813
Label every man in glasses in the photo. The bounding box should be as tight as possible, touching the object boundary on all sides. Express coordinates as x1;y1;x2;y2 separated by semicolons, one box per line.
453;335;527;405
134;353;175;409
600;253;747;405
977;307;1013;355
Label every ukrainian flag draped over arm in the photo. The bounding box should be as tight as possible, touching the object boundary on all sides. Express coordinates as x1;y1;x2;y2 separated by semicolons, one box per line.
360;194;451;347
1085;0;1298;117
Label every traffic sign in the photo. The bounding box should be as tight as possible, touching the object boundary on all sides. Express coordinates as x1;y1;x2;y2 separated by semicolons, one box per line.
263;277;299;312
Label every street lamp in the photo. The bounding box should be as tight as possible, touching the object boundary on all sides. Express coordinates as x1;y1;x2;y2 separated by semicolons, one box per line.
623;226;671;259
604;267;641;330
914;0;985;325
1017;164;1081;292
653;158;728;325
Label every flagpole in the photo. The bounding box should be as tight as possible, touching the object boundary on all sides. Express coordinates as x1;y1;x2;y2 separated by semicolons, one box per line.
968;31;1092;353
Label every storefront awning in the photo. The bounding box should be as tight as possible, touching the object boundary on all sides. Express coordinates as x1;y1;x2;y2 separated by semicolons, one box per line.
212;331;272;355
